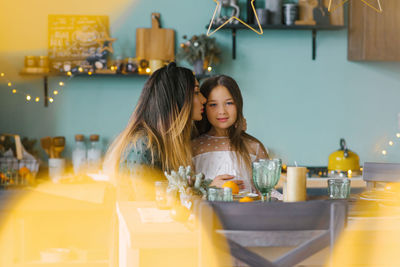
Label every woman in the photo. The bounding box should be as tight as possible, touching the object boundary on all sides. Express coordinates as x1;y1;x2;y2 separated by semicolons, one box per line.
105;62;206;200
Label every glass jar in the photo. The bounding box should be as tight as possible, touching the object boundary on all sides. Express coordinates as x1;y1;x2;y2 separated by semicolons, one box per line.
327;178;351;199
24;56;37;68
38;56;49;68
72;134;86;174
125;58;137;73
87;134;102;172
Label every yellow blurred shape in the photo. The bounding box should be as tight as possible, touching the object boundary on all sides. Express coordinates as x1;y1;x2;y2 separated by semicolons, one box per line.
331;195;400;266
0;180;115;266
239;196;254;202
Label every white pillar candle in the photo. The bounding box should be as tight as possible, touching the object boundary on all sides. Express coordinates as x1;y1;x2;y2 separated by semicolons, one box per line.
285;167;307;202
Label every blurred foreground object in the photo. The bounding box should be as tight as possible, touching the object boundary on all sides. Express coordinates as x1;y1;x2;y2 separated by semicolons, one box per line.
0;179;115;266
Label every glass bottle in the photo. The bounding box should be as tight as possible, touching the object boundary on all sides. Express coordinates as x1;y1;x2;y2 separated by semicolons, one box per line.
72;134;86;174
87;134;102;172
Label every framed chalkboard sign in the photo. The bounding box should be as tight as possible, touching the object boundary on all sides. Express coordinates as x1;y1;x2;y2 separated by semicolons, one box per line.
48;15;109;71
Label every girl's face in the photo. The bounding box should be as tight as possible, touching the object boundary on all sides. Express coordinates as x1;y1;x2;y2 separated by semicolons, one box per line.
192;80;207;121
206;85;237;134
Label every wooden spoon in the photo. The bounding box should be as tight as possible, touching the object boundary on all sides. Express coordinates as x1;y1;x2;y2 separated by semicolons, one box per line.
52;136;65;158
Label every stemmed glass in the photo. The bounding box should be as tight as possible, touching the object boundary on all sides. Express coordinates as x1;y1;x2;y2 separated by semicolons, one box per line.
252;159;282;202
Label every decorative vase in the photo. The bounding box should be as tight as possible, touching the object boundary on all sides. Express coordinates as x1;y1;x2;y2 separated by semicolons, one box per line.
193;59;204;75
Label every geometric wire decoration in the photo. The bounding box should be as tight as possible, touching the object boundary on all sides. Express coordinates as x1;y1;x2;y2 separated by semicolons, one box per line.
328;0;383;13
207;0;263;36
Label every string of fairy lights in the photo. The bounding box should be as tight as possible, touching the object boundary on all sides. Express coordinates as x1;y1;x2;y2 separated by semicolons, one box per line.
0;72;69;104
381;133;400;156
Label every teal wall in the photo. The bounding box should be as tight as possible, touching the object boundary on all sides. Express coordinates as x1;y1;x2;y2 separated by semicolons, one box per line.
1;0;400;167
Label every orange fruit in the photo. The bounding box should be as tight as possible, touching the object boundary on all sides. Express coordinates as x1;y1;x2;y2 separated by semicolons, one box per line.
18;166;31;177
239;196;254;202
222;181;240;195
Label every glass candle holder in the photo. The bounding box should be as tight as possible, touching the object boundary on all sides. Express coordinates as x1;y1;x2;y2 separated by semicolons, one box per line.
207;187;224;201
223;187;233;202
327;178;351;199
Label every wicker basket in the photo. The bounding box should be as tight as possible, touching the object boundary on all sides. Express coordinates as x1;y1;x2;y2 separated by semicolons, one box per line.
0;134;39;187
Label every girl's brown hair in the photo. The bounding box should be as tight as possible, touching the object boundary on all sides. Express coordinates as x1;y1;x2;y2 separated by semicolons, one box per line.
195;75;268;169
105;63;195;174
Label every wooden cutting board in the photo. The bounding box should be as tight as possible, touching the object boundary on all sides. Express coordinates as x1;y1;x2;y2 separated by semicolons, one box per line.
136;13;175;61
323;0;344;26
296;0;344;26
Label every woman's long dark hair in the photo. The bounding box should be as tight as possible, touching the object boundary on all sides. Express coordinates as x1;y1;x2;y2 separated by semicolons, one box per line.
105;62;195;173
195;75;268;168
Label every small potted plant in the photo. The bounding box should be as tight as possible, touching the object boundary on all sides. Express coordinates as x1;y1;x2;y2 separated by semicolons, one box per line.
164;166;212;222
177;34;221;75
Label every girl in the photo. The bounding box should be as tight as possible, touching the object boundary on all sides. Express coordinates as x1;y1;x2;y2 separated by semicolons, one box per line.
193;75;282;199
105;62;206;199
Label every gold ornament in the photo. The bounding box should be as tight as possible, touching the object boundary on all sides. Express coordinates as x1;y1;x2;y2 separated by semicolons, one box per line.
328;0;382;13
207;0;263;36
97;33;117;54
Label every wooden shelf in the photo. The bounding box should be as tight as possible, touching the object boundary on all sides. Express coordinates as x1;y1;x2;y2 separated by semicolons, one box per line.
19;71;209;107
19;71;149;77
210;24;345;30
208;23;347;60
19;71;149;107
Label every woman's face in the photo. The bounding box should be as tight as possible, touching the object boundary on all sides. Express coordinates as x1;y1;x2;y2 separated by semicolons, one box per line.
206;85;237;132
192;80;207;121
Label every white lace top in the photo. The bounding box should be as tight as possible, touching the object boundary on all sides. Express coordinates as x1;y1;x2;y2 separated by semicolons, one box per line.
192;134;267;192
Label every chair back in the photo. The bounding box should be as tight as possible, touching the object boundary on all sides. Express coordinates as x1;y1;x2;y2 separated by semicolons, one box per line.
198;200;347;267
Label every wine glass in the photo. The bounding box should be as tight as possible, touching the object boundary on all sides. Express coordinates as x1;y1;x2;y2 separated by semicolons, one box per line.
252;159;282;202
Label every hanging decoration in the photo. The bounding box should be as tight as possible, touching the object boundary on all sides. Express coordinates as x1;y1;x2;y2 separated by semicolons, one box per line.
328;0;383;13
0;72;68;105
207;0;263;36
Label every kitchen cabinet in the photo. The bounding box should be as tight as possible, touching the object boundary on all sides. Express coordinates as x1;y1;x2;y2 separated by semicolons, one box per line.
348;0;400;61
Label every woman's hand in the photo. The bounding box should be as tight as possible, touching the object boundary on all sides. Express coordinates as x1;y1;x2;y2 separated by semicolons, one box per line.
210;174;245;189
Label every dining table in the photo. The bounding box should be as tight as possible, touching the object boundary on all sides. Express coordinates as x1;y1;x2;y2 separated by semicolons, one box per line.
116;175;400;267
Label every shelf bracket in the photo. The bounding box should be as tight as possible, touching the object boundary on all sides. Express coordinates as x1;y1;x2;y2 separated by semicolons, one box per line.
312;29;317;60
44;76;48;107
232;28;236;60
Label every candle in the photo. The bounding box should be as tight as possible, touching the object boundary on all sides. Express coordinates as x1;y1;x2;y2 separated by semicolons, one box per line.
285;166;307;202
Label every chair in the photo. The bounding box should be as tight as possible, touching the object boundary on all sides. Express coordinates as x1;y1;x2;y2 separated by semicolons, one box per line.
198;200;347;267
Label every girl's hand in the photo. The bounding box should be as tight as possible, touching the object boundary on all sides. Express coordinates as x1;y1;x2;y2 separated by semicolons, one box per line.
210;174;245;189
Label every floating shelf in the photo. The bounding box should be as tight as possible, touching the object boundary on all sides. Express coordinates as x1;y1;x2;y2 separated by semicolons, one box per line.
208;24;346;60
19;71;209;107
19;71;149;107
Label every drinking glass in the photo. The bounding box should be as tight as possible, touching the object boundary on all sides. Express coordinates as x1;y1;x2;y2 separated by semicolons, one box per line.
252;159;282;202
327;178;351;199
